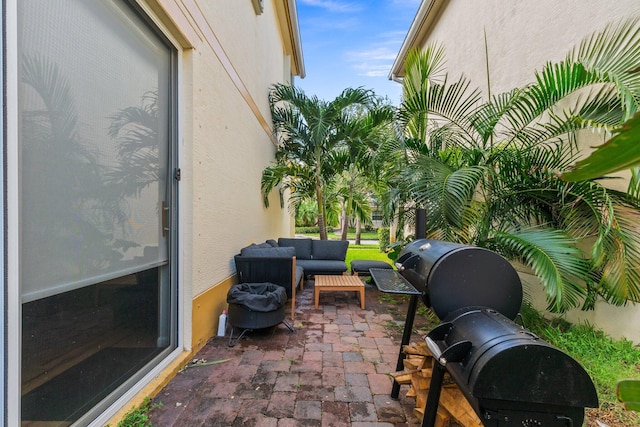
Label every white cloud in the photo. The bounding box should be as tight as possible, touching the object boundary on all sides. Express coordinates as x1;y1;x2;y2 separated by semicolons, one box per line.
348;47;397;62
298;0;363;13
358;65;393;77
345;32;405;78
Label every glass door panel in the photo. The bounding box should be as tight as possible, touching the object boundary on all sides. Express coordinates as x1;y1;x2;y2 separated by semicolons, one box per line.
18;1;177;424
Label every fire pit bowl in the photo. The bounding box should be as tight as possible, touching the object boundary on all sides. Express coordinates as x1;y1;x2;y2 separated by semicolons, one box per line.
226;282;293;346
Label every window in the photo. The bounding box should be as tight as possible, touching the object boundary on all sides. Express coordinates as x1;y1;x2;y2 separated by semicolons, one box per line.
18;1;178;424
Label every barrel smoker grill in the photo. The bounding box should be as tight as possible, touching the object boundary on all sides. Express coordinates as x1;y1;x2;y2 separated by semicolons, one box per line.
392;239;598;427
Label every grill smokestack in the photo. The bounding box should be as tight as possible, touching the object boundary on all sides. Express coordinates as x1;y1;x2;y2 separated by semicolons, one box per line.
415;208;426;239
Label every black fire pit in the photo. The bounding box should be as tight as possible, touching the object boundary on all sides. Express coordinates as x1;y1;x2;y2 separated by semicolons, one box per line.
371;239;598;427
226;282;294;347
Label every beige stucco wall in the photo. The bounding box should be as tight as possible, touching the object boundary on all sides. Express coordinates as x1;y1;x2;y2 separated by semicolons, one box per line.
165;0;296;299
144;0;299;350
422;1;639;97
414;0;640;343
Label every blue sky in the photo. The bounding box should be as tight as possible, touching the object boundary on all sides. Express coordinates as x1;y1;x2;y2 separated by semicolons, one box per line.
295;0;421;105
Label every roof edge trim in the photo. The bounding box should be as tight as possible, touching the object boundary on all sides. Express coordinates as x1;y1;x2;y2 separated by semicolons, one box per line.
389;0;447;81
288;0;306;78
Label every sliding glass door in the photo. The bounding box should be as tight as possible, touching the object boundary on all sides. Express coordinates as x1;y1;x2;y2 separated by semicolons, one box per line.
17;1;178;424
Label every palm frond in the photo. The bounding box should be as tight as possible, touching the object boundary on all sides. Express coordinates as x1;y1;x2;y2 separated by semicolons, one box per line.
402;45;447;95
407;156;485;229
399;75;482;143
491;228;591;312
593;204;640;305
572;15;640;116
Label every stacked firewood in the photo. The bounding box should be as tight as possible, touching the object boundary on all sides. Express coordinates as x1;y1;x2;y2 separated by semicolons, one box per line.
392;342;483;427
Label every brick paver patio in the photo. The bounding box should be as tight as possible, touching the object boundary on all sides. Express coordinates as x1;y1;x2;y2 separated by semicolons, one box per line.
150;278;429;426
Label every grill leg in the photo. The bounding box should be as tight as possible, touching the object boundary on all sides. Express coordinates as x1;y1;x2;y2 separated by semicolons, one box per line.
391;294;419;399
423;362;446;427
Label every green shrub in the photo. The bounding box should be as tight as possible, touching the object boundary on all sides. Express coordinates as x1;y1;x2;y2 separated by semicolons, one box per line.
295;226;319;234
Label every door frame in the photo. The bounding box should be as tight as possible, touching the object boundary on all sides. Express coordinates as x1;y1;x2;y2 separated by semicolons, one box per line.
3;0;188;424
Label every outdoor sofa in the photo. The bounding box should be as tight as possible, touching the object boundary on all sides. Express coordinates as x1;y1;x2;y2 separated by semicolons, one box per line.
233;237;350;318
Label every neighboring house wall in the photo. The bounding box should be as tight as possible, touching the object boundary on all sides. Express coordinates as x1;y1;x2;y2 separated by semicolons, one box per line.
390;0;640;342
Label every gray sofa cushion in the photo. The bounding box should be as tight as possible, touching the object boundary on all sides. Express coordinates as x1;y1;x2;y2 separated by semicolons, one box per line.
266;239;279;247
278;238;312;260
239;242;273;255
297;259;348;275
312;239;348;261
241;246;295;258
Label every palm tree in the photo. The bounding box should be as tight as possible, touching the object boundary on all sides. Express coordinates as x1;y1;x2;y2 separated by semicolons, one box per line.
385;16;640;312
335;101;395;241
262;84;376;240
334;171;373;243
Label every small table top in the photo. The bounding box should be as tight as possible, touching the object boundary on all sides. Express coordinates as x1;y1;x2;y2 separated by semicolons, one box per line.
369;268;421;295
315;275;364;288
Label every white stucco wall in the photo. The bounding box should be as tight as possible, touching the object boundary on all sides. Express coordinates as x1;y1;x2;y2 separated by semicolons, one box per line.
415;0;640;343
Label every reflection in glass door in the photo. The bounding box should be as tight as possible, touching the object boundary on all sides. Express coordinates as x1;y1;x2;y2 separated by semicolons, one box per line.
18;1;177;424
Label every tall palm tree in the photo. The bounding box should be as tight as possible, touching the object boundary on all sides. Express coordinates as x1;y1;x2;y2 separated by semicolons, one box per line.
262;84;375;240
335;101;395;241
385;16;640;312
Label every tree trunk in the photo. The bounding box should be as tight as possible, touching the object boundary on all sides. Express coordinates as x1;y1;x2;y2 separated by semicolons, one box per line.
355;217;362;245
341;200;348;241
316;179;328;240
341;177;355;241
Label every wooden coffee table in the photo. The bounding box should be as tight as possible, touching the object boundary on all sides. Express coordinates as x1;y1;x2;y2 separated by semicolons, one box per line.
314;275;365;309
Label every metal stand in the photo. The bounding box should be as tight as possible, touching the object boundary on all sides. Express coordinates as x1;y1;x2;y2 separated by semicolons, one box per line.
392;294;419;398
369;269;422;399
423;362;446;427
228;319;294;347
422;329;472;427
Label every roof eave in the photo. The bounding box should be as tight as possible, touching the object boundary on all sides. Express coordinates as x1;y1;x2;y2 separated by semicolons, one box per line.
389;0;448;81
281;0;306;78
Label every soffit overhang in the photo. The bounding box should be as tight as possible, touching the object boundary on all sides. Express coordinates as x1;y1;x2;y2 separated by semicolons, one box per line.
389;0;448;81
275;0;306;78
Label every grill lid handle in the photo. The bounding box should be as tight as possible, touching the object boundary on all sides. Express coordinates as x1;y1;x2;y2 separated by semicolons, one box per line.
425;336;472;366
395;254;420;271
